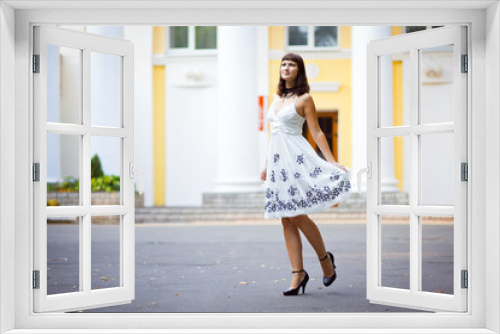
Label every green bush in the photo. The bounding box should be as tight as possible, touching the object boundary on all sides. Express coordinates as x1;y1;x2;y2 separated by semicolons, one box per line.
46;154;124;193
47;176;79;192
61;176;79;191
91;175;120;192
91;154;104;178
47;175;121;193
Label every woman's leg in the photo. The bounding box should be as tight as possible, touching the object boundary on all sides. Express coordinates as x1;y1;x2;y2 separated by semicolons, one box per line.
288;214;334;278
281;217;306;289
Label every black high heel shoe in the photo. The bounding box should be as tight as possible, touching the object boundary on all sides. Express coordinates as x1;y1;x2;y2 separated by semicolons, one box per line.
320;251;337;287
282;269;309;296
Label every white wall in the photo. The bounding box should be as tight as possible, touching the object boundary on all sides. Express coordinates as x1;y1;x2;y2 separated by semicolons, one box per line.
165;58;218;206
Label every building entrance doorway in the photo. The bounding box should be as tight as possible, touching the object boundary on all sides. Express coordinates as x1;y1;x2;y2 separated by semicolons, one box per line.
302;111;338;162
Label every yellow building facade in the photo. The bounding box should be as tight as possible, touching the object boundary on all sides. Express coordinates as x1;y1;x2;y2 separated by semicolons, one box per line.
152;26;407;205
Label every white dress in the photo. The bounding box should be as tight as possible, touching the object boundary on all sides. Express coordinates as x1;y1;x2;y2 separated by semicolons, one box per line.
263;94;352;219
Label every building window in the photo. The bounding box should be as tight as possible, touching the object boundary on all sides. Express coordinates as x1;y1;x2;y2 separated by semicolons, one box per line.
167;26;217;52
169;26;189;48
195;26;217;49
287;26;339;50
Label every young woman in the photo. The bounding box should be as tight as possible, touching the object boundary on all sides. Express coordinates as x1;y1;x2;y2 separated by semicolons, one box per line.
260;53;352;296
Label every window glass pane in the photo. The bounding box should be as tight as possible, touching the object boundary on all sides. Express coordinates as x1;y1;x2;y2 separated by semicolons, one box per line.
288;26;308;46
420;45;454;125
91;216;121;290
314;26;338;47
420;133;454;206
421;216;454;295
47;44;82;124
91;136;121;204
405;26;427;33
47;133;80;206
195;26;217;49
405;26;443;34
380;136;410;205
170;26;188;48
47;216;81;295
91;51;121;128
380;214;410;290
379;51;410;127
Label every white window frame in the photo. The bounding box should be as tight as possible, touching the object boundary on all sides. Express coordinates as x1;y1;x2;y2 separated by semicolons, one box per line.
165;26;217;57
32;25;136;313
1;2;498;334
365;26;468;312
285;26;341;51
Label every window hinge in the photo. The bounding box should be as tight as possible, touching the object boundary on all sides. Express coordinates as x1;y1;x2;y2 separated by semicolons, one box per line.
461;270;468;289
461;162;468;181
33;163;40;182
33;270;40;289
461;54;468;73
33;54;40;73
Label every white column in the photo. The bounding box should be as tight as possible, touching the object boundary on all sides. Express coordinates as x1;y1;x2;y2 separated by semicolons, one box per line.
256;26;270;179
213;26;261;192
352;26;399;193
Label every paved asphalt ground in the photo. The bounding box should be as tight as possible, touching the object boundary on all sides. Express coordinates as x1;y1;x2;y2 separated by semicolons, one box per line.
46;219;454;313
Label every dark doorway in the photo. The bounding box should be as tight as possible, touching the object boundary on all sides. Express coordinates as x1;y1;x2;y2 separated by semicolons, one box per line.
302;111;338;161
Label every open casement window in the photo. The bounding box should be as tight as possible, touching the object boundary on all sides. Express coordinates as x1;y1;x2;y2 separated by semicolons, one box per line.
361;26;467;312
33;25;138;312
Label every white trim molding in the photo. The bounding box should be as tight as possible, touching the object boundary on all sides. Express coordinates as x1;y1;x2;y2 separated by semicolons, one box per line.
270;49;352;60
309;81;342;93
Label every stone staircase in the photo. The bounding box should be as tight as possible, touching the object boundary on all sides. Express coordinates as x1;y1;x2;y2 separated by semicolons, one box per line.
135;191;409;223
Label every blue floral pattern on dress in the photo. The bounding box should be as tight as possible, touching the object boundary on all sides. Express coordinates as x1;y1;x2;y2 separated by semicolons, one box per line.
270;170;276;182
274;154;280;163
330;171;340;181
309;167;322;178
264;182;351;215
288;185;298;196
294;172;301;179
280;169;288;182
296;154;304;165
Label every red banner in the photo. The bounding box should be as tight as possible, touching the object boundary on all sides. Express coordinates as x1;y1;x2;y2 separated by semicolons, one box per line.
258;95;264;131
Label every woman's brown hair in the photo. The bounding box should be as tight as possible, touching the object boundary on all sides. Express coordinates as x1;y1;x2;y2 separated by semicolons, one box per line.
276;53;310;97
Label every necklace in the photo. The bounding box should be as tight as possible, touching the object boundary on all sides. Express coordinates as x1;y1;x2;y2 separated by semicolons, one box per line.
280;87;298;101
